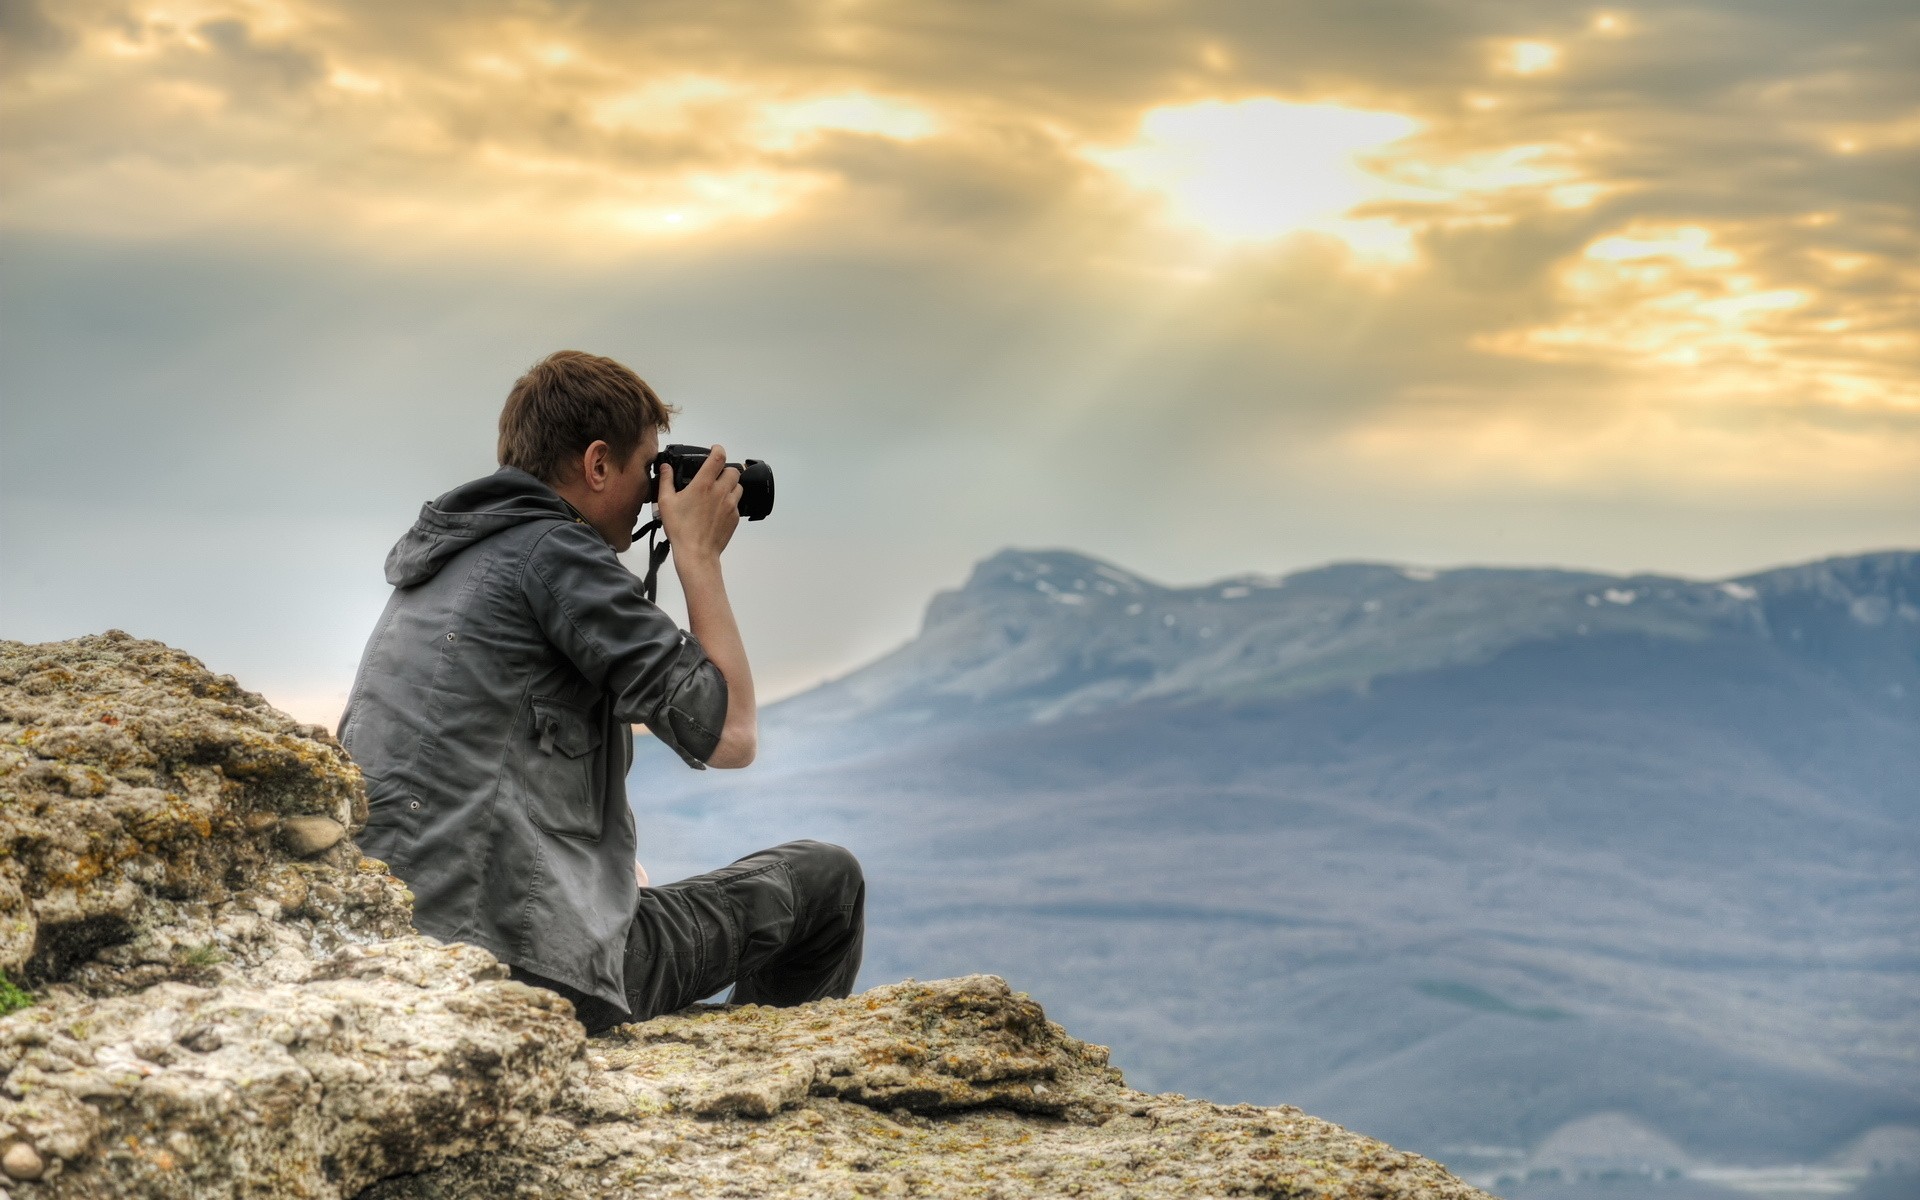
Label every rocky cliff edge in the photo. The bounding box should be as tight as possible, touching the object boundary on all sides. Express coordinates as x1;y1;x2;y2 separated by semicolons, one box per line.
0;633;1489;1200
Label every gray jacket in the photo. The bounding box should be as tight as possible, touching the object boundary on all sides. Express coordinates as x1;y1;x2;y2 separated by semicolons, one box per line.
340;467;727;1012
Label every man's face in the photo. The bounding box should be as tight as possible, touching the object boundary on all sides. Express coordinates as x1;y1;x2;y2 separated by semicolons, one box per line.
606;427;659;553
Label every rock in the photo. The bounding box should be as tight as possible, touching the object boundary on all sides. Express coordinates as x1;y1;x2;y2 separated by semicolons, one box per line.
278;815;347;857
0;635;577;1197
1;634;1491;1200
1;1143;41;1181
0;632;395;998
0;938;580;1197
605;973;1120;1122
362;973;1487;1200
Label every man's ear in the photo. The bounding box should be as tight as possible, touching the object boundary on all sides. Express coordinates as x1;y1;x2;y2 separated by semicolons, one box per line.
581;440;612;491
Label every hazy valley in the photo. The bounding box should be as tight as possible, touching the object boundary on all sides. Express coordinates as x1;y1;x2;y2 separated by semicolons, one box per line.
629;548;1920;1199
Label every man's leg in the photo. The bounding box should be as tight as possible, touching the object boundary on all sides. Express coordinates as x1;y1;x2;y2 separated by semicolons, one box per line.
620;839;865;1023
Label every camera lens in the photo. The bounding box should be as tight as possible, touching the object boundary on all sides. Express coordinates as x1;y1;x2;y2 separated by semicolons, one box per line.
739;460;774;521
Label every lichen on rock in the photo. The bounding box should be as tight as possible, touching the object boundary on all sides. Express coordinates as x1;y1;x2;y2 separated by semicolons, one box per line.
1;634;1490;1199
0;632;405;997
0;634;582;1197
371;973;1487;1199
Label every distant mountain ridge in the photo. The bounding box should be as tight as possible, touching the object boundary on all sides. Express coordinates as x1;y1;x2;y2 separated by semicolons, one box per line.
633;547;1920;1191
778;547;1919;738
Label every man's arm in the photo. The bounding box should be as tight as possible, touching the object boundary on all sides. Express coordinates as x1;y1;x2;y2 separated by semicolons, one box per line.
658;447;758;768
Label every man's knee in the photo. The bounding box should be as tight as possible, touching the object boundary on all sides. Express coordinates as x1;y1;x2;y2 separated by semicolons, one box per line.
781;839;863;904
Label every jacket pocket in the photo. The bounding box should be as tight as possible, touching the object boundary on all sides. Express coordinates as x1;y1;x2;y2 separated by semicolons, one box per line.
356;773;422;867
523;694;606;840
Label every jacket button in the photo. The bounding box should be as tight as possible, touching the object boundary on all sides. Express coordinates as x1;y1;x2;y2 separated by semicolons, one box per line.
409;800;421;811
445;632;456;642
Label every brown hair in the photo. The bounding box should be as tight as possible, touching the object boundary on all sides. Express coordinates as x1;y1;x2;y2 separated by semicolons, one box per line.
497;350;675;484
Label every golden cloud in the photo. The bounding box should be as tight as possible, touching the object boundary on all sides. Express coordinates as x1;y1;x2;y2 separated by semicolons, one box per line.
3;0;1914;496
1477;219;1919;415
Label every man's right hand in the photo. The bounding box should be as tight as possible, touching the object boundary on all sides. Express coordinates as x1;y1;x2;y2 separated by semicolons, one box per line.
657;445;742;563
656;443;758;768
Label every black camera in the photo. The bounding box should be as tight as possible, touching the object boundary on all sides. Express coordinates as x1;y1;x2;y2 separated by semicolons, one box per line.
651;444;775;521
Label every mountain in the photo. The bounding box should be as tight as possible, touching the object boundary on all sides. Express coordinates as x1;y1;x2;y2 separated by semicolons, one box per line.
780;548;1917;740
628;549;1920;1193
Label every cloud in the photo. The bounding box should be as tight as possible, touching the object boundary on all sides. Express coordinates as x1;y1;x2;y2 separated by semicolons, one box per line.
194;16;325;90
2;0;1916;706
0;0;73;58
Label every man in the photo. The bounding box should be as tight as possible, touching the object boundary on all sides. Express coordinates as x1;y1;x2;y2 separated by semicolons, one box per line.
339;350;864;1034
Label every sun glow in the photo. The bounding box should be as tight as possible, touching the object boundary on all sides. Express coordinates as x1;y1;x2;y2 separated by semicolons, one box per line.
1087;99;1419;247
589;79;937;153
1498;40;1564;76
755;93;939;150
1;0;1913;528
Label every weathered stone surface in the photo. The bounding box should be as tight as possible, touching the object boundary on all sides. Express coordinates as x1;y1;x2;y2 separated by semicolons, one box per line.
611;973;1118;1122
0;635;582;1197
0;938;583;1198
367;973;1487;1199
0;632;401;994
1;635;1490;1200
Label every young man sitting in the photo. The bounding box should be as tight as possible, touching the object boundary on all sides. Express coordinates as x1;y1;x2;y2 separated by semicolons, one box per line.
339;349;864;1033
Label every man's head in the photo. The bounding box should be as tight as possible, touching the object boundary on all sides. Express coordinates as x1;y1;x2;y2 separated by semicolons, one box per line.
499;350;675;551
499;350;674;484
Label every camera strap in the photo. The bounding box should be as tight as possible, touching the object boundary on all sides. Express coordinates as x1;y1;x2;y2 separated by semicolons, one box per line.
635;517;671;604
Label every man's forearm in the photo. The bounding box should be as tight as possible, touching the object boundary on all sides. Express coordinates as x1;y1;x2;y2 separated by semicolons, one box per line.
675;553;757;767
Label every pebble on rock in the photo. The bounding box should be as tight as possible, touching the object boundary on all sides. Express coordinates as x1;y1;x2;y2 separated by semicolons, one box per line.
279;815;347;858
2;1142;43;1182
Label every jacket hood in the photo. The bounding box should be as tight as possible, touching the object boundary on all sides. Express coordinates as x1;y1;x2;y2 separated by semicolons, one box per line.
385;467;583;586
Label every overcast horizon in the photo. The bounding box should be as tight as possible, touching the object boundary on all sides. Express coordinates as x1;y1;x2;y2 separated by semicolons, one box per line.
4;0;1917;727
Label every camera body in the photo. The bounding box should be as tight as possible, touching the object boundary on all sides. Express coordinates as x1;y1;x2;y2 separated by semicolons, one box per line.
651;444;775;521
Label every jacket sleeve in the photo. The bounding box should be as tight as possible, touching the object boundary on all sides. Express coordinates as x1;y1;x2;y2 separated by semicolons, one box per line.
522;521;730;769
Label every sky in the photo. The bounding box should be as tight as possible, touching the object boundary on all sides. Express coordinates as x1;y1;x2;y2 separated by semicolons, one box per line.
3;0;1917;725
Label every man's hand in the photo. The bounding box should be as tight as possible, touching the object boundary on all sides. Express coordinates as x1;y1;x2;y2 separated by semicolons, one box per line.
634;861;650;888
656;445;742;565
658;443;758;769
